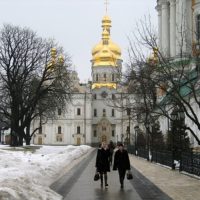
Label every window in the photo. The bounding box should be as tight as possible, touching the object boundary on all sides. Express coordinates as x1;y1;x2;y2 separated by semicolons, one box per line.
94;109;97;117
127;108;131;116
103;109;106;117
58;108;62;116
96;74;99;81
77;126;81;134
112;130;115;137
93;130;97;137
56;135;62;142
104;74;107;81
39;126;42;134
93;94;97;100
102;126;106;131
112;94;115;100
127;126;130;132
112;74;115;81
112;109;115;117
197;15;200;41
58;126;62;134
77;108;81;115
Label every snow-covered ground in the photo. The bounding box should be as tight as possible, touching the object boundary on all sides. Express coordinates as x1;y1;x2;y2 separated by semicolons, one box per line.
0;145;91;200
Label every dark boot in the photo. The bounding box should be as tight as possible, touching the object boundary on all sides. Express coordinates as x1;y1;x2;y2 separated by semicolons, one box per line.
104;174;108;187
120;178;124;188
100;174;103;187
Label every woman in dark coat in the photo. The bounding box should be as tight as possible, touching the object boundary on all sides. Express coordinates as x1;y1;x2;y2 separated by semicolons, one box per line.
113;143;130;188
95;142;110;187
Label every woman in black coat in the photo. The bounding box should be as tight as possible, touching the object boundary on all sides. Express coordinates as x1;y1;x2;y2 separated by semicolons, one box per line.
113;143;130;188
95;142;110;187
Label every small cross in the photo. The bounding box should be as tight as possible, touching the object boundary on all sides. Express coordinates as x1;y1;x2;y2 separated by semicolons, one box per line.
104;0;109;14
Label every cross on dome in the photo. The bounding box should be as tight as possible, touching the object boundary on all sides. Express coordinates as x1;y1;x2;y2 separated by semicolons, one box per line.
104;0;109;14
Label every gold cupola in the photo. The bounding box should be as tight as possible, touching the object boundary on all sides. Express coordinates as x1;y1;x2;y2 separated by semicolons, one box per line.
91;15;122;67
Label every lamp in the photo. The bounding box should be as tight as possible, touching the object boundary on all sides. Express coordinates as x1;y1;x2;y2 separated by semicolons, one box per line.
134;125;139;155
171;107;179;121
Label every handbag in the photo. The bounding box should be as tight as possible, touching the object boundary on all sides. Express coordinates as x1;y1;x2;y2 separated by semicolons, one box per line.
94;172;100;181
126;171;133;180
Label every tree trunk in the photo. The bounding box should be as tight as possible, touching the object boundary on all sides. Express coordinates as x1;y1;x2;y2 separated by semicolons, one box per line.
25;124;31;145
18;135;23;146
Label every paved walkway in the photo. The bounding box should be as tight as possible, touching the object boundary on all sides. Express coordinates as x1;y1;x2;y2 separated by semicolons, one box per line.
51;149;173;200
129;155;200;200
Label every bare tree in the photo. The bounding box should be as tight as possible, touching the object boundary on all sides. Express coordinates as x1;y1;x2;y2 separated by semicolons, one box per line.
127;16;200;146
0;24;72;146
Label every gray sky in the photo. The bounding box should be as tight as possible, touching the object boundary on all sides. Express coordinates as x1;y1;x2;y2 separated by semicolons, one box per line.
0;0;157;82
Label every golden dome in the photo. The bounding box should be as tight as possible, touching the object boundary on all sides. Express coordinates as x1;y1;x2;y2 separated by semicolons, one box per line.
51;48;57;58
93;46;117;66
92;42;103;55
91;15;121;67
108;40;121;57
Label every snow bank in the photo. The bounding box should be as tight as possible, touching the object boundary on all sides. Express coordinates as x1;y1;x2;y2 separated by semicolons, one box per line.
0;145;91;200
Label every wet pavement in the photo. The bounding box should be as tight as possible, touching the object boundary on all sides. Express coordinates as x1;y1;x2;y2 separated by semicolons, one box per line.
51;149;172;200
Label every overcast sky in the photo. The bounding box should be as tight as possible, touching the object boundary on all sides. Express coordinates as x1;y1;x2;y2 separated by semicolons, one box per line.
0;0;157;82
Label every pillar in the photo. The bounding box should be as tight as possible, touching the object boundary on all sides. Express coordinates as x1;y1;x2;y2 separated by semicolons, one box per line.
170;0;176;57
161;1;170;57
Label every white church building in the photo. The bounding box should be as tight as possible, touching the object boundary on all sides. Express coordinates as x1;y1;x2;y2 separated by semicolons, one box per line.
32;15;132;146
32;0;200;148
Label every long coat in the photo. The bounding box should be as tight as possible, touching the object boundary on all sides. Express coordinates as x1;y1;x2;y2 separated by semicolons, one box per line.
95;148;110;173
113;149;130;171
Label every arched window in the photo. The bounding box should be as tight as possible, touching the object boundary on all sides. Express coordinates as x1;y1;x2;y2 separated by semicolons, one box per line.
77;108;81;115
39;126;42;134
112;130;115;137
58;108;61;116
112;94;115;100
112;109;115;117
96;74;99;81
103;109;106;117
94;109;97;117
93;130;97;137
58;126;62;134
104;74;107;81
112;74;115;82
77;126;81;134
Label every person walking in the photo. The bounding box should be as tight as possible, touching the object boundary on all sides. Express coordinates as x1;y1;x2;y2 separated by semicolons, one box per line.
95;142;110;188
113;143;131;189
108;140;115;165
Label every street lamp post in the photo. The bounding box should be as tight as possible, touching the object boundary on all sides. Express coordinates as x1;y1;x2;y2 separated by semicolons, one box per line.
121;134;124;143
134;125;139;156
127;108;131;145
171;106;185;170
146;122;150;161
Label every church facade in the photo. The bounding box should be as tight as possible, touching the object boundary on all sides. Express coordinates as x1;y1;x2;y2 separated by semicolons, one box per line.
32;15;132;146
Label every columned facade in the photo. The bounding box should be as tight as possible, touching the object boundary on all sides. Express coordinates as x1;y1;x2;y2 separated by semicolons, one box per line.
157;0;194;57
156;0;200;147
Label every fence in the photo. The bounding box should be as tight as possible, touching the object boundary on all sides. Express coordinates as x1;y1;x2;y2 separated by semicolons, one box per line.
137;148;149;160
181;152;200;176
127;145;200;177
151;150;173;168
127;145;148;160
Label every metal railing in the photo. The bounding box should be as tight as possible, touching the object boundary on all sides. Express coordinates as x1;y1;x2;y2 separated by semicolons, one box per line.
137;148;148;160
181;152;200;176
127;145;200;177
151;150;173;168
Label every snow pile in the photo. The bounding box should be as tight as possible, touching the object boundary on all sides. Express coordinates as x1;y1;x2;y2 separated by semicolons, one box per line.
0;145;91;200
